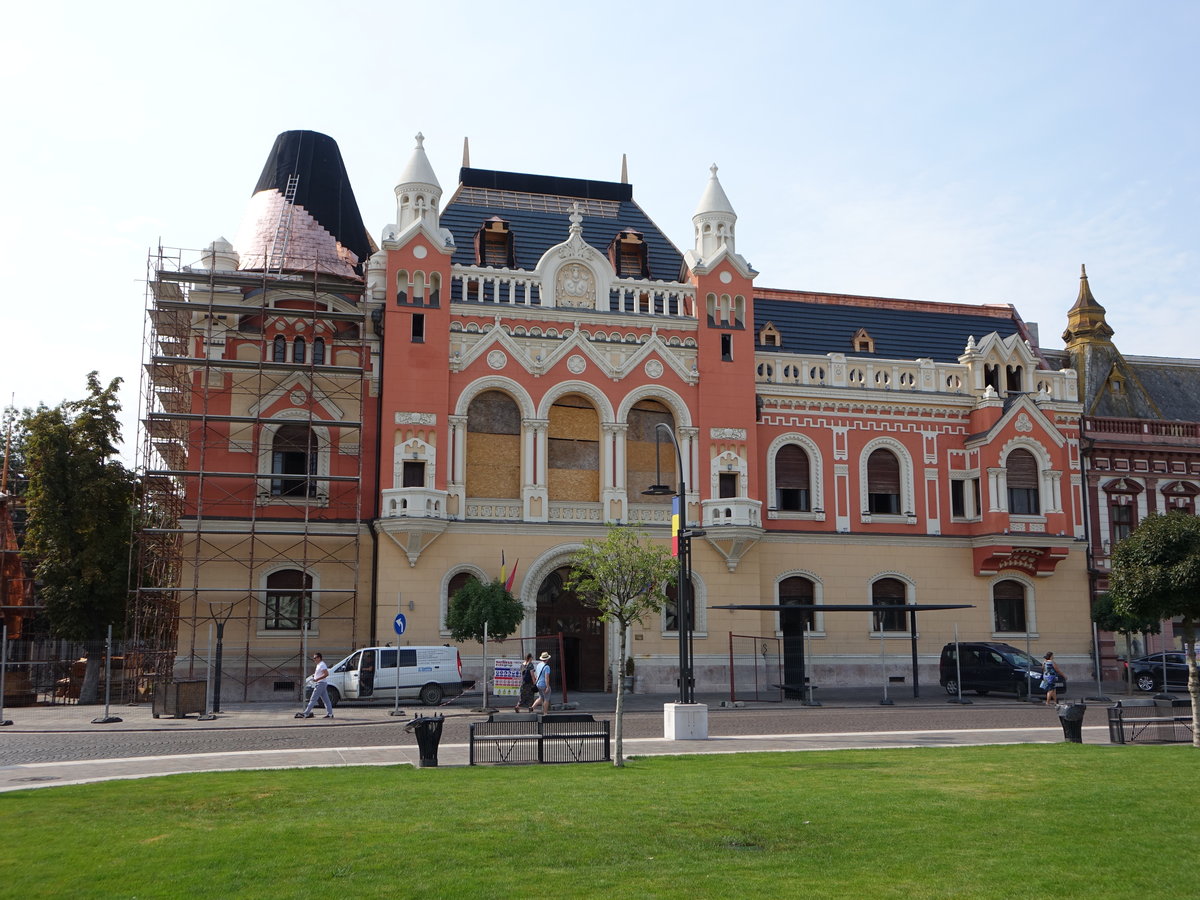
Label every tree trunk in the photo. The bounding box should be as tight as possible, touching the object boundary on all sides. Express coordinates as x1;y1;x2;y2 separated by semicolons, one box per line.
1125;633;1135;695
1182;619;1199;749
613;623;626;767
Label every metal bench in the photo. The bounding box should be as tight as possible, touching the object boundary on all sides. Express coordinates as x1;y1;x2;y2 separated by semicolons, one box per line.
1107;698;1194;744
469;712;610;765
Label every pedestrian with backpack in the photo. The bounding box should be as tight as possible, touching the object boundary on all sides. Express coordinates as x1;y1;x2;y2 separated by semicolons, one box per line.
530;651;552;715
515;653;536;712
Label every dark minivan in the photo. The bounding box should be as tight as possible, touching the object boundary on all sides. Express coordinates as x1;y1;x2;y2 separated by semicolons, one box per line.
940;641;1067;698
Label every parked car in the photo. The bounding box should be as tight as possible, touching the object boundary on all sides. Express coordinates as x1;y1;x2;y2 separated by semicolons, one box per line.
304;646;466;707
1122;652;1193;693
939;641;1067;698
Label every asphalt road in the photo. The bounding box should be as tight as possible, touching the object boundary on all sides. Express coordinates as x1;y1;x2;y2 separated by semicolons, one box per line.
0;695;1075;767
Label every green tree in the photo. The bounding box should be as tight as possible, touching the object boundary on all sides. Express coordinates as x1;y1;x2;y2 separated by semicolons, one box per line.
445;577;524;644
1091;593;1160;694
565;524;677;766
1109;511;1200;746
22;374;134;701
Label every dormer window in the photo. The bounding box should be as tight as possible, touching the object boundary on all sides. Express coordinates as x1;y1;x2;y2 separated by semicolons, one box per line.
1108;373;1125;395
852;328;875;354
608;228;649;279
474;217;515;268
759;322;782;348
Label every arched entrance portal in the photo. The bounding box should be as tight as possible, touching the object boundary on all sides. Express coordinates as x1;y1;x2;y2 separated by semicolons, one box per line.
536;566;605;692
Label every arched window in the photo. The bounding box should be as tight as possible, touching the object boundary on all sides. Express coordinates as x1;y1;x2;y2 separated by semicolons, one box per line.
992;579;1027;632
312;337;326;366
265;569;312;631
779;575;815;632
1162;481;1198;516
272;335;287;363
664;577;696;633
293;336;306;364
872;577;907;633
271;424;316;497
1007;449;1040;515
775;444;811;512
867;449;901;515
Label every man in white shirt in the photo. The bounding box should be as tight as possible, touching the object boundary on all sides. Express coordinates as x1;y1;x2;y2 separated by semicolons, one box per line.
298;652;334;719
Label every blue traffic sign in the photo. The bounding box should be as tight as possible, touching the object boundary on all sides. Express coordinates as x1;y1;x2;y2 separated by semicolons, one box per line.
393;613;407;636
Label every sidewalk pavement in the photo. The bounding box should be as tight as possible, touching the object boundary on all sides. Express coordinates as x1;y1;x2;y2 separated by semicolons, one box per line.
0;685;1134;793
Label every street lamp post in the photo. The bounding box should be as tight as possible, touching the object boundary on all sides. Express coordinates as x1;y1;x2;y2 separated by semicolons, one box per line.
642;423;706;712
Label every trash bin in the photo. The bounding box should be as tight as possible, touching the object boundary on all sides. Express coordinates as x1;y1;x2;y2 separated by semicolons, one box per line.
405;714;445;767
1057;703;1086;743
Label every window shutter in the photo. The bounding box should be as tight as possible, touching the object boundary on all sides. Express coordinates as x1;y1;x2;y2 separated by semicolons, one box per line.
868;449;900;494
1007;450;1038;489
776;444;810;488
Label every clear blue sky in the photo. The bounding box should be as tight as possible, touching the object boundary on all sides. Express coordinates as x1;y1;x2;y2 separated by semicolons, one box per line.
2;1;1196;461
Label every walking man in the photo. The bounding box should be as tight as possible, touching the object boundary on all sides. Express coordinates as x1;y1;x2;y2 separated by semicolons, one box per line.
529;651;552;715
298;652;334;719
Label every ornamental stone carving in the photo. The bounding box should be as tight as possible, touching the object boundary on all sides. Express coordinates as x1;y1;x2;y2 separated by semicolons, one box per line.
289;390;307;406
644;359;664;379
710;427;747;440
394;412;437;425
556;263;596;309
1015;413;1033;432
487;350;507;370
567;354;587;374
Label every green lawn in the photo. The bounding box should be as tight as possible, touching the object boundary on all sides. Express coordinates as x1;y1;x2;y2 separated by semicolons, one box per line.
1;745;1196;899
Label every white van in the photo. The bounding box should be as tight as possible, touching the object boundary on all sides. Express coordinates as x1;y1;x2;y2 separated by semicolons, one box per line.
309;646;466;707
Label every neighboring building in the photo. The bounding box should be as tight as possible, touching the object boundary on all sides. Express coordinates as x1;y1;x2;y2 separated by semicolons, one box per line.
137;131;1091;701
1049;266;1200;674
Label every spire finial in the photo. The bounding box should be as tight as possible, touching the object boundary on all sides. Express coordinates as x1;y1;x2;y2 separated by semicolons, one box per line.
568;202;583;233
415;132;425;149
620;153;628;184
710;163;719;178
462;136;471;168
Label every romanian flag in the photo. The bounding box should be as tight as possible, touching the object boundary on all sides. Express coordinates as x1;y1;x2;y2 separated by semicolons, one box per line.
501;552;519;591
671;496;681;557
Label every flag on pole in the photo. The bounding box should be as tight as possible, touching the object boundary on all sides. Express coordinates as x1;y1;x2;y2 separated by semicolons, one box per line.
505;559;520;592
671;496;680;557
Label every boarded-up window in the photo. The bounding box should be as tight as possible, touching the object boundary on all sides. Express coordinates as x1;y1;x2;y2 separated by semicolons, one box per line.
466;391;521;500
867;449;901;515
1007;449;1040;515
625;399;675;503
775;444;811;511
547;395;599;502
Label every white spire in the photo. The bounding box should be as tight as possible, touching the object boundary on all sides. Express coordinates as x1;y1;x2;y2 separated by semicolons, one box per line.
394;132;443;235
692;163;737;259
693;164;735;217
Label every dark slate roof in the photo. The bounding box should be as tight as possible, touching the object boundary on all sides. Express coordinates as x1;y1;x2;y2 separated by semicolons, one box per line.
754;295;1023;363
252;130;373;268
1125;361;1200;421
441;168;684;281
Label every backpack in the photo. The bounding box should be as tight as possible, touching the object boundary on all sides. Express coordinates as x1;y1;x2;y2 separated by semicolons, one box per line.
522;664;533;686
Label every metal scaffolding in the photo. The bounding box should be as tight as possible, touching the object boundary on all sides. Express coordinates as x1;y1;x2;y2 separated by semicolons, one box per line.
129;245;372;702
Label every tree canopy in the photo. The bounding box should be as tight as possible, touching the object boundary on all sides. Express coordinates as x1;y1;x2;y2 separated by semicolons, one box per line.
1108;511;1200;745
21;373;134;642
566;524;677;766
444;577;524;644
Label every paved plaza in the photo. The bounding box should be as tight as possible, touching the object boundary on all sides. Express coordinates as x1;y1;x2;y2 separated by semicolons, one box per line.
0;685;1128;792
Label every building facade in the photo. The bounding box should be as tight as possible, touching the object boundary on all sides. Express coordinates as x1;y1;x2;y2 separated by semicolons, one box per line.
139;131;1093;701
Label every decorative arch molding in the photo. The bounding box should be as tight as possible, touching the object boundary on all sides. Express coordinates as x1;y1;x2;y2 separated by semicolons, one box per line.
615;384;692;428
858;436;917;521
994;435;1062;515
766;432;826;517
453;375;537;420
534;208;616;310
437;563;490;637
519;544;586;624
774;569;825;635
535;379;616;422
